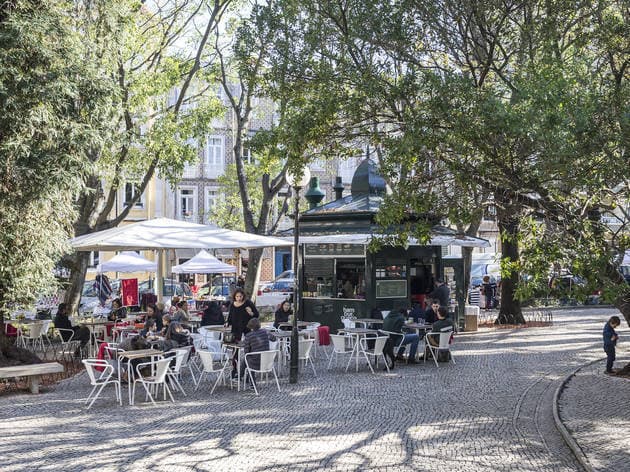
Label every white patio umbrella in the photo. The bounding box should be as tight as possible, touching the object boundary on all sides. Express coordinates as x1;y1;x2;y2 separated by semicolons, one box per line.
97;251;157;273
171;250;236;274
71;218;292;302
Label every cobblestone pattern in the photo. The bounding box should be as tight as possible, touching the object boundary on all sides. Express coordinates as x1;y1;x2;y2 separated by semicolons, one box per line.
0;308;621;471
560;353;630;472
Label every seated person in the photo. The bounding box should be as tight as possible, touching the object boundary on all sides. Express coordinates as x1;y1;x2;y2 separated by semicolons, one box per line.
423;299;441;324
168;296;181;315
273;300;292;329
409;302;425;323
239;318;276;382
201;301;224;326
427;306;455;347
140;318;157;337
171;300;190;323
53;303;91;352
381;308;420;364
145;303;163;332
107;298;127;322
160;322;191;351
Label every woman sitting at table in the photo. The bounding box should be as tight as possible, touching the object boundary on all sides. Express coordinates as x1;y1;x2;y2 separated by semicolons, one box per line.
201;301;224;326
226;288;259;342
140;318;157;337
53;303;91;353
171;300;190;324
160;322;191;351
273;300;292;329
108;298;127;322
145;303;163;332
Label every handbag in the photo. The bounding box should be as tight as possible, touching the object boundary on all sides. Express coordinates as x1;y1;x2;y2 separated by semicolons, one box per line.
223;332;235;343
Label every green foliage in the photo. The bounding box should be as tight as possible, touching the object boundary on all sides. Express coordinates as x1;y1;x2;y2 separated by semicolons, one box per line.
0;0;117;313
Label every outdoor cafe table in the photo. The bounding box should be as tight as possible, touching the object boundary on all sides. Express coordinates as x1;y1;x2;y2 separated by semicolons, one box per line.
337;327;378;372
277;321;317;330
354;318;384;329
118;348;163;405
78;319;113;356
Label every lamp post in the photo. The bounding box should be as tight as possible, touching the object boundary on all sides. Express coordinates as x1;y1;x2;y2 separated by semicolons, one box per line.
286;166;311;384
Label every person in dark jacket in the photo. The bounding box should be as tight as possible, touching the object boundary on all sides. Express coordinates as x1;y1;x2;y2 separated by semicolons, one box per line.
429;278;450;307
382;309;419;364
423;299;440;324
108;298;127;321
273;300;292;329
409;302;425;323
240;318;276;382
603;316;621;374
201;301;224;326
227;288;259;342
145;303;163;332
53;303;90;349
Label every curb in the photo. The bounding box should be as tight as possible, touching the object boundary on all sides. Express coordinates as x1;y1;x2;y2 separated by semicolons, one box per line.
553;358;605;472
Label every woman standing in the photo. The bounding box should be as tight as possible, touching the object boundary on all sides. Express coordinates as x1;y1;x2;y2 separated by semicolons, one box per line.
226;288;259;341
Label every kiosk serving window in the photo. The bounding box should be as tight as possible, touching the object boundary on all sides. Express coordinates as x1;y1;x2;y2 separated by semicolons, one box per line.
302;243;366;299
336;260;365;299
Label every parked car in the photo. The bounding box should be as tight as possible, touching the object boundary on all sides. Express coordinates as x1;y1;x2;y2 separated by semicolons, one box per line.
138;279;192;298
256;278;294;307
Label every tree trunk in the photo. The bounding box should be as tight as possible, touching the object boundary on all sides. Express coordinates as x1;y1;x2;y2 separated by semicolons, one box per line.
245;247;264;303
495;205;525;325
63;251;91;314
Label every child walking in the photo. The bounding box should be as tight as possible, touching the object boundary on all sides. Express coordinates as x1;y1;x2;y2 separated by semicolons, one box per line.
603;316;621;374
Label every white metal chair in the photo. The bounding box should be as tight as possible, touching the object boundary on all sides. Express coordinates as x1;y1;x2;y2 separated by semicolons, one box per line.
297;339;317;376
131;358;174;406
378;329;407;362
165;349;189;396
359;336;390;374
195;349;231;393
425;328;455;367
327;334;354;370
82;359;122;409
39;319;53;350
243;350;280;395
21;322;45;351
53;328;80;361
341;318;356;330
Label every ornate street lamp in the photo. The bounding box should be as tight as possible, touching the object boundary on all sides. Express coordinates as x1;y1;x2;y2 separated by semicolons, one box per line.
286;165;311;384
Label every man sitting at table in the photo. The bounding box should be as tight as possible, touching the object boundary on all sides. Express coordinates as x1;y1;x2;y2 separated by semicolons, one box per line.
382;309;420;364
237;318;276;384
201;301;224;326
427;306;455;347
422;299;441;324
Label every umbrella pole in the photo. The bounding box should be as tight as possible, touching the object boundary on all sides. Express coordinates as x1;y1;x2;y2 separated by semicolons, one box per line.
157;250;165;304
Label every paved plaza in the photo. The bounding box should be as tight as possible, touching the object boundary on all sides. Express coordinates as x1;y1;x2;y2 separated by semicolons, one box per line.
0;308;626;471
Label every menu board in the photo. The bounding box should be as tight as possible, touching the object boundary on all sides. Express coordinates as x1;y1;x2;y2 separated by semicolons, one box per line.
304;258;334;276
304;243;365;257
376;280;407;298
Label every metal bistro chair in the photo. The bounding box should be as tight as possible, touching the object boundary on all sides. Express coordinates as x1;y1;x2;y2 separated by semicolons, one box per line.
327;334;354;370
425;328;455;367
53;328;80;362
243;350;280;396
131;358;174;406
20;322;46;352
297;339;317;376
82;359;122;409
378;329;406;363
359;336;391;374
195;349;231;393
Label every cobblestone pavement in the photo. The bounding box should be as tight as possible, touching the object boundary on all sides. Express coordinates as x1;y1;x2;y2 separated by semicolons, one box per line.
559;343;630;471
0;308;623;472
